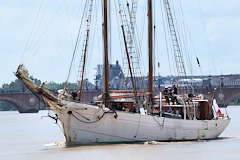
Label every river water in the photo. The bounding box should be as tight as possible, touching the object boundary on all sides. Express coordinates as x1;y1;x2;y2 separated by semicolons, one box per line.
0;106;240;160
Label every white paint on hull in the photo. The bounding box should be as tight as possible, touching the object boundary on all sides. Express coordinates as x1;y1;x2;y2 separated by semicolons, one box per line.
55;102;230;145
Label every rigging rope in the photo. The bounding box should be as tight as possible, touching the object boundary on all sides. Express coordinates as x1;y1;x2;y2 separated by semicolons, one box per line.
81;0;99;88
116;0;146;90
64;0;89;91
70;109;117;124
20;0;46;64
160;0;175;77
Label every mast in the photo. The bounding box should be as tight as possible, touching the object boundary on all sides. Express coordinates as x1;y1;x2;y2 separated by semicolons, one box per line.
79;30;89;101
148;0;153;101
78;0;94;101
103;0;109;105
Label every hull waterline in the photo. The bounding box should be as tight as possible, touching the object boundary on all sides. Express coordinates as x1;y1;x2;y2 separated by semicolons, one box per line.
53;102;230;145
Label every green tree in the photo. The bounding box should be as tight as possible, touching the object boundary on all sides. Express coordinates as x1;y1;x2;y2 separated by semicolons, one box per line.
0;77;78;93
0;76;41;93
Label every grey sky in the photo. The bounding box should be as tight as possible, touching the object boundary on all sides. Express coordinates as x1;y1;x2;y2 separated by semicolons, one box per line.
0;0;240;86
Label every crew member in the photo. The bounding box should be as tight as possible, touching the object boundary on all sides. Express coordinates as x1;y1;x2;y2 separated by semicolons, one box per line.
163;87;170;104
71;90;78;100
172;84;178;104
173;84;178;95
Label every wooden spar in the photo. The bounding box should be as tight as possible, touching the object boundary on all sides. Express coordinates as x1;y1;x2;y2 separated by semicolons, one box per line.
120;25;137;99
103;0;109;105
148;0;153;100
79;29;89;101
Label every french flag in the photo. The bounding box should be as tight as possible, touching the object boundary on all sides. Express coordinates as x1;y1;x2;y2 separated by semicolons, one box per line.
213;99;224;118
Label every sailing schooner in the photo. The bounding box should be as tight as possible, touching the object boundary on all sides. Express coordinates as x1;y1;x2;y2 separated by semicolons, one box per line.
15;0;230;145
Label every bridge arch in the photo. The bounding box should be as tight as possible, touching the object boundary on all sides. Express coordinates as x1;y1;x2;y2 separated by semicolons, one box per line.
0;99;21;111
0;93;40;113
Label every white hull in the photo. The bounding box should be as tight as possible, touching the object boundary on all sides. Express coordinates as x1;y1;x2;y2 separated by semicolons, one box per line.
14;51;231;146
53;102;230;145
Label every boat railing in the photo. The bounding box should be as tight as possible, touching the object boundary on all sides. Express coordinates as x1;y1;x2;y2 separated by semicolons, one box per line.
158;91;197;120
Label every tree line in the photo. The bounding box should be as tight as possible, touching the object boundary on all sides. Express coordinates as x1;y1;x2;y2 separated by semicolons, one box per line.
0;77;78;93
0;77;79;111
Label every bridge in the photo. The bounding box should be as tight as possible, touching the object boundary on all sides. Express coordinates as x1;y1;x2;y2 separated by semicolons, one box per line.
0;91;100;113
0;93;45;113
0;86;239;113
194;86;240;107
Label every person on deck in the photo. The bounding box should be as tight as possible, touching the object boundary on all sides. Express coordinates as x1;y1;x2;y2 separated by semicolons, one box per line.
172;84;178;104
172;84;178;95
168;88;173;104
163;87;170;104
71;90;78;101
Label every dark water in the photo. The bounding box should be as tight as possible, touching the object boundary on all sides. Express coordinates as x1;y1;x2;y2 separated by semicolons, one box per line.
0;107;240;160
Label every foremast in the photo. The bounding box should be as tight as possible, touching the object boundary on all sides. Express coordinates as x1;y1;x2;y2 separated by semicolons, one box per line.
103;0;110;107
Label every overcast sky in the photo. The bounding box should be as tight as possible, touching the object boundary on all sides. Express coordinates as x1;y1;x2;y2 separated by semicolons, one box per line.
1;0;240;85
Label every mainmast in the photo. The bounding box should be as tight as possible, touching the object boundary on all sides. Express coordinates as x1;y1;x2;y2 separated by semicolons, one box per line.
148;0;153;101
103;0;109;106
